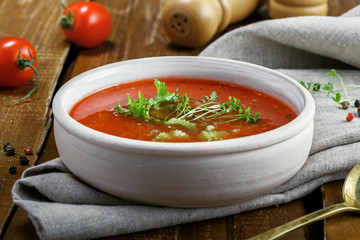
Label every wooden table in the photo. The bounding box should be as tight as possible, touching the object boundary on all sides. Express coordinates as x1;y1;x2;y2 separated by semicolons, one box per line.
1;1;359;239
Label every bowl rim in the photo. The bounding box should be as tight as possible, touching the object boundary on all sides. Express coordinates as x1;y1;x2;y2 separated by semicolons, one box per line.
52;56;315;156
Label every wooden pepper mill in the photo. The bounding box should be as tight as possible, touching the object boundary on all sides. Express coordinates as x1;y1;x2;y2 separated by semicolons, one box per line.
162;0;259;48
269;0;328;19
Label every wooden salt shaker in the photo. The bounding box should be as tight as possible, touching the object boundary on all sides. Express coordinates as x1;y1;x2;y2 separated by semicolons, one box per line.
269;0;328;19
162;0;259;48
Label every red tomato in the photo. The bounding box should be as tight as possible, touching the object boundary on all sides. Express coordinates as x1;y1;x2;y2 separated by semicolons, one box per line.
60;1;112;48
0;36;37;87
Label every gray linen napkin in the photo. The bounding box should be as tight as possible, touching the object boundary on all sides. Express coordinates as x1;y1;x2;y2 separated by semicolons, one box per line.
12;6;360;240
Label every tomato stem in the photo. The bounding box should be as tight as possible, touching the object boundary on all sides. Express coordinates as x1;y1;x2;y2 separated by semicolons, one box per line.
3;47;40;102
60;8;74;29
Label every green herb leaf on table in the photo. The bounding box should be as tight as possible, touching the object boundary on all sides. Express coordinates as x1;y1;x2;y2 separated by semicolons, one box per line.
300;69;359;106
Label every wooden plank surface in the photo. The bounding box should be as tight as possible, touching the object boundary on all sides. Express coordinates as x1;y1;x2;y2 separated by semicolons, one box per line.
322;181;360;240
0;0;73;235
0;0;359;239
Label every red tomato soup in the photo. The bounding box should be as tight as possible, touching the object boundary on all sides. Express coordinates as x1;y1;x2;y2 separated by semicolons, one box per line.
69;77;297;142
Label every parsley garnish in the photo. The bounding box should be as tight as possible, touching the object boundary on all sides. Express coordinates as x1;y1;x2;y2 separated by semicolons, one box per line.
115;79;261;126
153;79;178;108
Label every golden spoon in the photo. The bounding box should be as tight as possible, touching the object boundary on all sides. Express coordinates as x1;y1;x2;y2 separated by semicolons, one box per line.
248;162;360;240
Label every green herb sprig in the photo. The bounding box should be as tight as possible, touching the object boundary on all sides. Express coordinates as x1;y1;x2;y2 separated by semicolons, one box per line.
300;69;360;105
114;79;261;126
177;93;260;124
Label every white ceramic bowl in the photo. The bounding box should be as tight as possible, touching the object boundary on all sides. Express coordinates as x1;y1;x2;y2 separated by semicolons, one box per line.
52;56;315;208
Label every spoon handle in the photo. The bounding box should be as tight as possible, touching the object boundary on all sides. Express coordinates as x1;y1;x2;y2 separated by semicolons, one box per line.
248;202;357;240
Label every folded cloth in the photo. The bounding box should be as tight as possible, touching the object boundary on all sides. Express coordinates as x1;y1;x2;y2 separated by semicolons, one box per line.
13;6;360;240
200;5;360;69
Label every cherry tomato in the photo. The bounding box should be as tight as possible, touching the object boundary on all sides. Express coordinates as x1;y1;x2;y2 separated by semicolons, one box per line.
60;1;112;48
0;36;37;87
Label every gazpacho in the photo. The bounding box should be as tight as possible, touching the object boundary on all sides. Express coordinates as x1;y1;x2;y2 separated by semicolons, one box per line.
70;77;297;142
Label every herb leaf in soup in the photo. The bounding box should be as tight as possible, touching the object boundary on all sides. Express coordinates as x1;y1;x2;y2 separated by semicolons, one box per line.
153;79;178;108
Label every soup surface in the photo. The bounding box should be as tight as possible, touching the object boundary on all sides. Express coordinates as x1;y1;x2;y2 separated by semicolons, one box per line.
70;77;297;142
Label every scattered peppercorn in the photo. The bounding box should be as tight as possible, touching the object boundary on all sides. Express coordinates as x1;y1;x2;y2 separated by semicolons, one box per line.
19;156;30;165
346;113;355;122
313;83;321;91
355;100;360;108
342;101;350;110
3;142;10;149
3;143;15;156
9;166;17;174
24;147;33;155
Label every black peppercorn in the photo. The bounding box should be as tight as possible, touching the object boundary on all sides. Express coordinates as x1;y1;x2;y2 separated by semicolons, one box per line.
19;156;29;165
313;83;321;91
9;166;17;174
342;101;350;110
3;142;10;149
355;100;360;108
4;143;15;156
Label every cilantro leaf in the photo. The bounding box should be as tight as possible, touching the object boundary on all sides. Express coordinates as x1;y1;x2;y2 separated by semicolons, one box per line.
126;92;154;121
153;79;178;109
